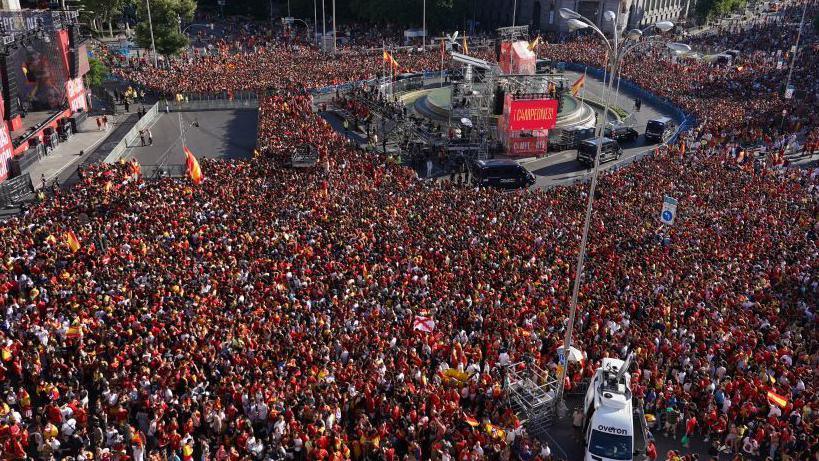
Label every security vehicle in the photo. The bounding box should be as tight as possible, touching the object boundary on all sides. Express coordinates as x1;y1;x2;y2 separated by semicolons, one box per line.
582;353;647;461
577;137;622;167
604;124;639;143
644;117;675;143
470;159;536;189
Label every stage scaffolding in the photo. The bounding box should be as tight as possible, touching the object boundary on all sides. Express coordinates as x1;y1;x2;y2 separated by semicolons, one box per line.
506;361;558;440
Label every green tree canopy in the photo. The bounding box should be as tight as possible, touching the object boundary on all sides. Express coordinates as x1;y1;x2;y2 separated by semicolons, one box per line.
134;0;197;56
695;0;748;21
85;58;110;88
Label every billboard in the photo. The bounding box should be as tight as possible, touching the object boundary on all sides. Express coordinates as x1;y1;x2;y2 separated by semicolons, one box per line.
507;98;558;131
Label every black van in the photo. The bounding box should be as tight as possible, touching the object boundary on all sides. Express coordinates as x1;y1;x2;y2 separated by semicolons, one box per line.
470;159;536;189
644;117;675;143
576;137;622;167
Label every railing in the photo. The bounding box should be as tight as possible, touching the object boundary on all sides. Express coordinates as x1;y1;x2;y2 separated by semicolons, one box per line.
103;102;161;163
141;164;188;178
167;91;260;111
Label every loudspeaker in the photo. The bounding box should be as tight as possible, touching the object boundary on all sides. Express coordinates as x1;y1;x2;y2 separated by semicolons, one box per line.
493;86;505;116
0;55;20;120
68;26;81;78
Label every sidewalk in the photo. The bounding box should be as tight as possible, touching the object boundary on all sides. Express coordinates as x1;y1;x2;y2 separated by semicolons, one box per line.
26;116;123;190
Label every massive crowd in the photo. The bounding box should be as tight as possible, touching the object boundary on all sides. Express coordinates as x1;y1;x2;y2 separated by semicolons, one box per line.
1;2;817;461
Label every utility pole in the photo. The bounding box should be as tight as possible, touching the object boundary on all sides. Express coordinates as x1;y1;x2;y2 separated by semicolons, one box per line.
322;0;326;52
512;0;517;27
145;0;158;67
314;0;318;47
332;0;336;52
423;0;426;49
783;0;807;102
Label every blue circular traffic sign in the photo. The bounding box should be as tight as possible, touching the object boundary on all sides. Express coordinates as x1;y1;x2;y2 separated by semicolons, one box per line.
662;210;673;221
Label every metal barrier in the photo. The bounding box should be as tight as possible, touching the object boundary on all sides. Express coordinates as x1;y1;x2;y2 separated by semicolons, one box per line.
141;164;188;178
104;102;161;163
168;91;260;111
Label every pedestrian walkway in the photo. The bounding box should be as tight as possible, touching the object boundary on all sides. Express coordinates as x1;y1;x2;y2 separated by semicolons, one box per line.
27;116;123;190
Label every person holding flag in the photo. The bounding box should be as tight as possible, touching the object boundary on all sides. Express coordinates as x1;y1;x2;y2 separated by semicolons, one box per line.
184;146;204;184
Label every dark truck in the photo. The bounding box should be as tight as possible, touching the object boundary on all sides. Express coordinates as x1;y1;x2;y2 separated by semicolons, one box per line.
576;137;622;167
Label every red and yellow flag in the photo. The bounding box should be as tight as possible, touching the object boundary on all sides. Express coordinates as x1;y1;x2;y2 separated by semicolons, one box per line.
463;36;469;55
130;160;142;177
464;413;480;427
767;390;788;408
183;146;203;185
383;50;399;70
528;35;542;52
65;231;80;253
570;74;585;96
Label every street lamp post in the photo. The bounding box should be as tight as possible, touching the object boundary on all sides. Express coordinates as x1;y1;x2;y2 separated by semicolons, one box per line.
512;0;517;27
555;7;681;407
314;0;318;47
145;0;158;67
423;0;427;49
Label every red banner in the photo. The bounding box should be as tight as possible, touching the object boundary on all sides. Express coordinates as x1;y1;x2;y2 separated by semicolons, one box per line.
507;98;558;131
508;136;549;156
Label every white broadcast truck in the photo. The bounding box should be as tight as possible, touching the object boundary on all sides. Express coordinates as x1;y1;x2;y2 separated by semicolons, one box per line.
582;353;648;461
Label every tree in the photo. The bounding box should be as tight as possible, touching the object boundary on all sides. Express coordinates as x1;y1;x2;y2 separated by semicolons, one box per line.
80;0;129;37
695;0;748;22
134;0;197;56
85;58;110;88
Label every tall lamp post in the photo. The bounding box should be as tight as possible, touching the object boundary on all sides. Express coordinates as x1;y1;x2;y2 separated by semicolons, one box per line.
554;7;683;407
145;0;158;67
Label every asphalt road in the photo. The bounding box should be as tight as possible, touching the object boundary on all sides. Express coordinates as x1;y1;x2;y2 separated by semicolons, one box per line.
123;109;258;165
521;69;677;189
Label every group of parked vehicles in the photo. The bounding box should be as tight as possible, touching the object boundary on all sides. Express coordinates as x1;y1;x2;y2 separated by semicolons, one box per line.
466;117;677;190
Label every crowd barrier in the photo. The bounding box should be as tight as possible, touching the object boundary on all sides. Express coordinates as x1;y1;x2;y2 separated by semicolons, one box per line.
168;91;260;111
561;62;696;136
103;102;161;163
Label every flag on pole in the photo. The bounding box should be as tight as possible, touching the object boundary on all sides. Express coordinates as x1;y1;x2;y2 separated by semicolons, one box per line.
413;315;435;332
528;35;542;51
383;50;399;70
767;390;788;408
130;160;141;177
463;36;469;54
65;231;81;253
183;146;204;185
570;74;585;96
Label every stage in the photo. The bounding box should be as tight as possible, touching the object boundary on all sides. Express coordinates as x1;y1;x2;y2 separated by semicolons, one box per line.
404;86;597;132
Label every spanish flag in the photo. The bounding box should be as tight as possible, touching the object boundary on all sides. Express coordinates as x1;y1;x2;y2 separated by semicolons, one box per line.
66;321;83;339
570;74;585;96
183;146;203;185
383;50;399;70
464;413;480;427
65;231;81;253
767;390;788;408
463;36;469;55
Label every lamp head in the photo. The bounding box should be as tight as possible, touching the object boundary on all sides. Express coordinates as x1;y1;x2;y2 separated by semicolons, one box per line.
654;21;675;32
667;42;692;53
559;8;582;20
567;18;589;31
603;10;616;22
626;28;643;40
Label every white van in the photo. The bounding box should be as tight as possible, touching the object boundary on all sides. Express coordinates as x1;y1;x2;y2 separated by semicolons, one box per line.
583;355;645;461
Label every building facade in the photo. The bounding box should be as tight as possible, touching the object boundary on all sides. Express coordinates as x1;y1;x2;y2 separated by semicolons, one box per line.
476;0;693;35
